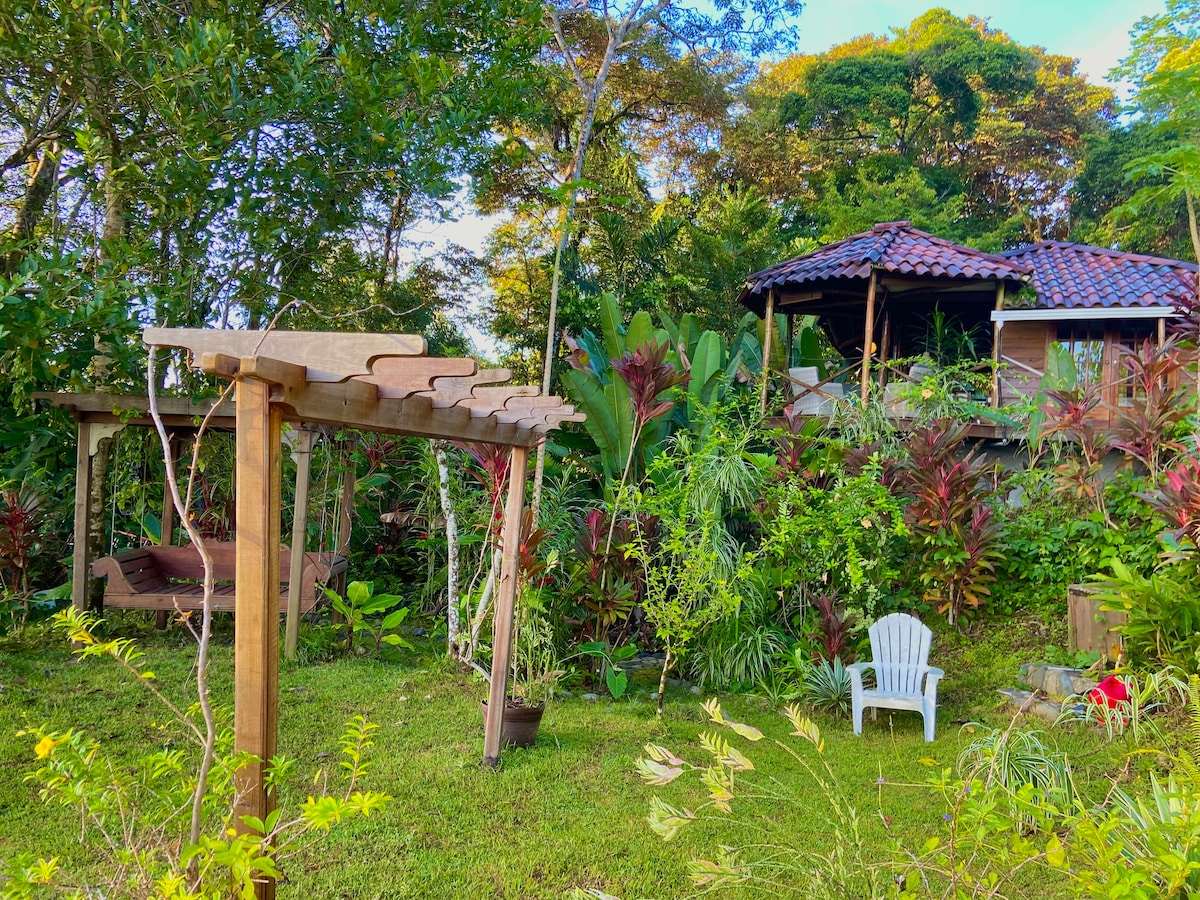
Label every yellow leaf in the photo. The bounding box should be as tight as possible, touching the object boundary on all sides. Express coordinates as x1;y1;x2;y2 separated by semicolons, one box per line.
918;757;938;767
965;725;976;734
1045;834;1065;867
141;671;156;680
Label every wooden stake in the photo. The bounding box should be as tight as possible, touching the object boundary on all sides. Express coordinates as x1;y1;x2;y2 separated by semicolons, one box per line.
284;427;315;660
71;421;93;612
759;290;776;416
233;375;282;900
861;270;878;398
483;444;530;766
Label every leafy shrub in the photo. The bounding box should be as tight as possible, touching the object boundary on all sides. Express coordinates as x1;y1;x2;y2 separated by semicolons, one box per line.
757;468;908;624
1092;560;1200;673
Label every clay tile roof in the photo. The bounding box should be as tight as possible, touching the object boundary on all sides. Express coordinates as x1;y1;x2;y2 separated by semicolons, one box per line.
1000;242;1197;310
740;221;1030;300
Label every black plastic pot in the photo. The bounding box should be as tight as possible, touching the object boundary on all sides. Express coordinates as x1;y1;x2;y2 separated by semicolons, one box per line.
480;699;545;748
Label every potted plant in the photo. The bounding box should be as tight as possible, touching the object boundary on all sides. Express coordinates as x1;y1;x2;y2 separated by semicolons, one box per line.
482;603;564;747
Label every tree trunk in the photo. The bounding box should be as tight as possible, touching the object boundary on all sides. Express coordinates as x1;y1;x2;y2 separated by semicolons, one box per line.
656;646;671;718
432;442;460;658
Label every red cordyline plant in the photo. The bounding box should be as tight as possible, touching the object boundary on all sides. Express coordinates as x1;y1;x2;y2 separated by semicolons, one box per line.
611;339;690;431
810;590;857;662
0;485;43;602
1141;451;1200;553
896;422;1005;627
603;339;689;560
1038;384;1114;524
1111;337;1191;481
454;441;511;536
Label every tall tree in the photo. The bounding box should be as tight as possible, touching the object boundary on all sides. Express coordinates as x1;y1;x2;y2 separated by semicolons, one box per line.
478;0;802;518
723;10;1111;248
0;0;543;472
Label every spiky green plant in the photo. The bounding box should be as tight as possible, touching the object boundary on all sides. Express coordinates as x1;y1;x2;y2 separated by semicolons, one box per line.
801;657;853;717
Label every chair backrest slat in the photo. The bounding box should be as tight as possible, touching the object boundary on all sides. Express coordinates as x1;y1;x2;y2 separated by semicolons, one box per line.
868;613;931;694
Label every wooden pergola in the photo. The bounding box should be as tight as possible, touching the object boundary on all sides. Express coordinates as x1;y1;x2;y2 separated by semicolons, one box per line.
134;328;581;899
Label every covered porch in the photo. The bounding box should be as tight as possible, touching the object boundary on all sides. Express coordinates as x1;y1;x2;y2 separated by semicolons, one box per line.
739;222;1030;421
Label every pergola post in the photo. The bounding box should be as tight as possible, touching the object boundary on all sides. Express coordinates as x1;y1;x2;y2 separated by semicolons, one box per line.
71;420;93;612
233;374;282;900
284;427;315;660
860;269;878;398
759;289;776;416
483;444;530;766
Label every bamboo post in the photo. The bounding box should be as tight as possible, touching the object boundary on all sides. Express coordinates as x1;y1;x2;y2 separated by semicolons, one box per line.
233;374;282;900
785;312;795;366
71;420;93;612
878;312;891;389
284;427;315;660
759;290;776;416
993;283;1006;410
860;270;878;398
483;444;530;766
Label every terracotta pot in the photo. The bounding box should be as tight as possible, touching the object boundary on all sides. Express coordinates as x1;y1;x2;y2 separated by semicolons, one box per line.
480;699;545;748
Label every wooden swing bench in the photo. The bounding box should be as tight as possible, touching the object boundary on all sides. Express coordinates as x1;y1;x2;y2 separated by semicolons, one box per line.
91;542;347;615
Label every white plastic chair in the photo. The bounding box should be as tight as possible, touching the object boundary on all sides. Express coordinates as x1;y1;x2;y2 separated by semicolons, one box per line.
848;613;943;742
788;366;843;415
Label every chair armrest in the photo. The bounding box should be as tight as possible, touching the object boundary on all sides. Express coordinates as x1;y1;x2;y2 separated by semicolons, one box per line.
846;661;875;690
924;666;945;701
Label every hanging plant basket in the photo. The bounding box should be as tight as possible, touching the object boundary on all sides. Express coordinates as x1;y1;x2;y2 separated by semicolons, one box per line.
480;699;545;748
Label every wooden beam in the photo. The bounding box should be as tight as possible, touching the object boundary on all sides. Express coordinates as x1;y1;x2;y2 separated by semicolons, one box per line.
71;421;93;612
233;376;282;900
483;444;530;766
144;328;427;382
861;270;878;397
284;427;315;660
759;289;776;416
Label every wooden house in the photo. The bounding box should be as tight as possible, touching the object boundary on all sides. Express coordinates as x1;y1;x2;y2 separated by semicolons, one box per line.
738;222;1197;430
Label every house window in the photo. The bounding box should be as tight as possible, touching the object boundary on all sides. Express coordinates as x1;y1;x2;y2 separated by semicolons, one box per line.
1054;322;1105;385
1113;322;1157;407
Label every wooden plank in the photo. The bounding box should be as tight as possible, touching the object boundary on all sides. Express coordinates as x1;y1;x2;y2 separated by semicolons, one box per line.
284;428;315;660
456;385;540;416
271;380;538;447
72;421;93;612
144;328;427;382
358;358;478;399
233;376;282;900
483;444;530;766
419;370;515;407
1067;585;1125;657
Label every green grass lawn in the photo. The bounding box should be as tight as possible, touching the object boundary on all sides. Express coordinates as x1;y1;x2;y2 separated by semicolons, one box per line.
0;613;1129;899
